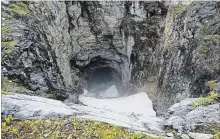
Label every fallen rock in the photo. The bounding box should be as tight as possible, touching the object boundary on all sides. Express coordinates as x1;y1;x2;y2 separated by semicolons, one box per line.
164;98;220;133
166;132;174;137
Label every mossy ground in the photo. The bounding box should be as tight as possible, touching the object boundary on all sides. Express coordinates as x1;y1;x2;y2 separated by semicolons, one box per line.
1;116;163;139
1;78;33;95
192;91;220;109
1;78;58;99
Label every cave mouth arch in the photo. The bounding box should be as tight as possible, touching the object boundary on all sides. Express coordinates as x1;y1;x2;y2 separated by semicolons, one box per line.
86;67;123;98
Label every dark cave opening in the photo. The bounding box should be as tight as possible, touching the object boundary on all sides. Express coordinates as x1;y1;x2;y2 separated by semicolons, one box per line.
86;67;123;97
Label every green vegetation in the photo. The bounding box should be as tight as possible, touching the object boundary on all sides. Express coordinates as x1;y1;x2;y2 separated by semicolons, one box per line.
173;4;189;17
192;91;220;109
208;80;218;90
1;78;33;94
203;25;209;31
1;90;11;95
1;116;163;139
1;25;10;34
214;130;220;139
1;40;17;54
4;15;13;19
11;2;30;16
1;78;58;99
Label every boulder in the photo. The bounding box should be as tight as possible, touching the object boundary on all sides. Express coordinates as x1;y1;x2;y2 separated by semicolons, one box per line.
164;98;220;133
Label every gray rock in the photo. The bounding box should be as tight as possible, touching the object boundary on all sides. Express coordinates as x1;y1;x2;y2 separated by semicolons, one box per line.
167;98;198;116
181;134;190;139
165;98;220;133
156;1;220;113
2;92;164;135
166;132;174;137
188;132;213;139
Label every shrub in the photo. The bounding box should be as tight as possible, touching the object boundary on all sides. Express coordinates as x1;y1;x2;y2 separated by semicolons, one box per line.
192;91;220;109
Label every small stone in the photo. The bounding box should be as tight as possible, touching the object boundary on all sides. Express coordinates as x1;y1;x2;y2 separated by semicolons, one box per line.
166;132;174;137
188;132;213;139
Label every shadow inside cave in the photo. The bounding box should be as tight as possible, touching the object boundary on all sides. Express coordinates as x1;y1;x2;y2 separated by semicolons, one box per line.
86;67;123;98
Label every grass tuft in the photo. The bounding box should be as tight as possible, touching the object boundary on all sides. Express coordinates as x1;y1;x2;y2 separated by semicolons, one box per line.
1;25;10;34
11;2;30;16
1;90;11;95
192;91;220;109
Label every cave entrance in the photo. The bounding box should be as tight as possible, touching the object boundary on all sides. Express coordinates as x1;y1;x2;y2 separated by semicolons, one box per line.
86;67;122;98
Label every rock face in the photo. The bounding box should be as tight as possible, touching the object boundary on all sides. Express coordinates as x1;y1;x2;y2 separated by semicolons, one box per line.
164;98;220;133
156;1;220;112
1;1;220;112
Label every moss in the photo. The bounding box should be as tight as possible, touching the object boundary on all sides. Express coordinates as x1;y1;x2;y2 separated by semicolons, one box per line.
208;80;218;90
1;25;10;34
192;91;220;109
203;25;209;31
2;40;17;54
172;4;189;17
214;130;220;139
1;116;164;139
4;15;13;19
1;78;33;94
1;90;11;95
10;2;30;16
